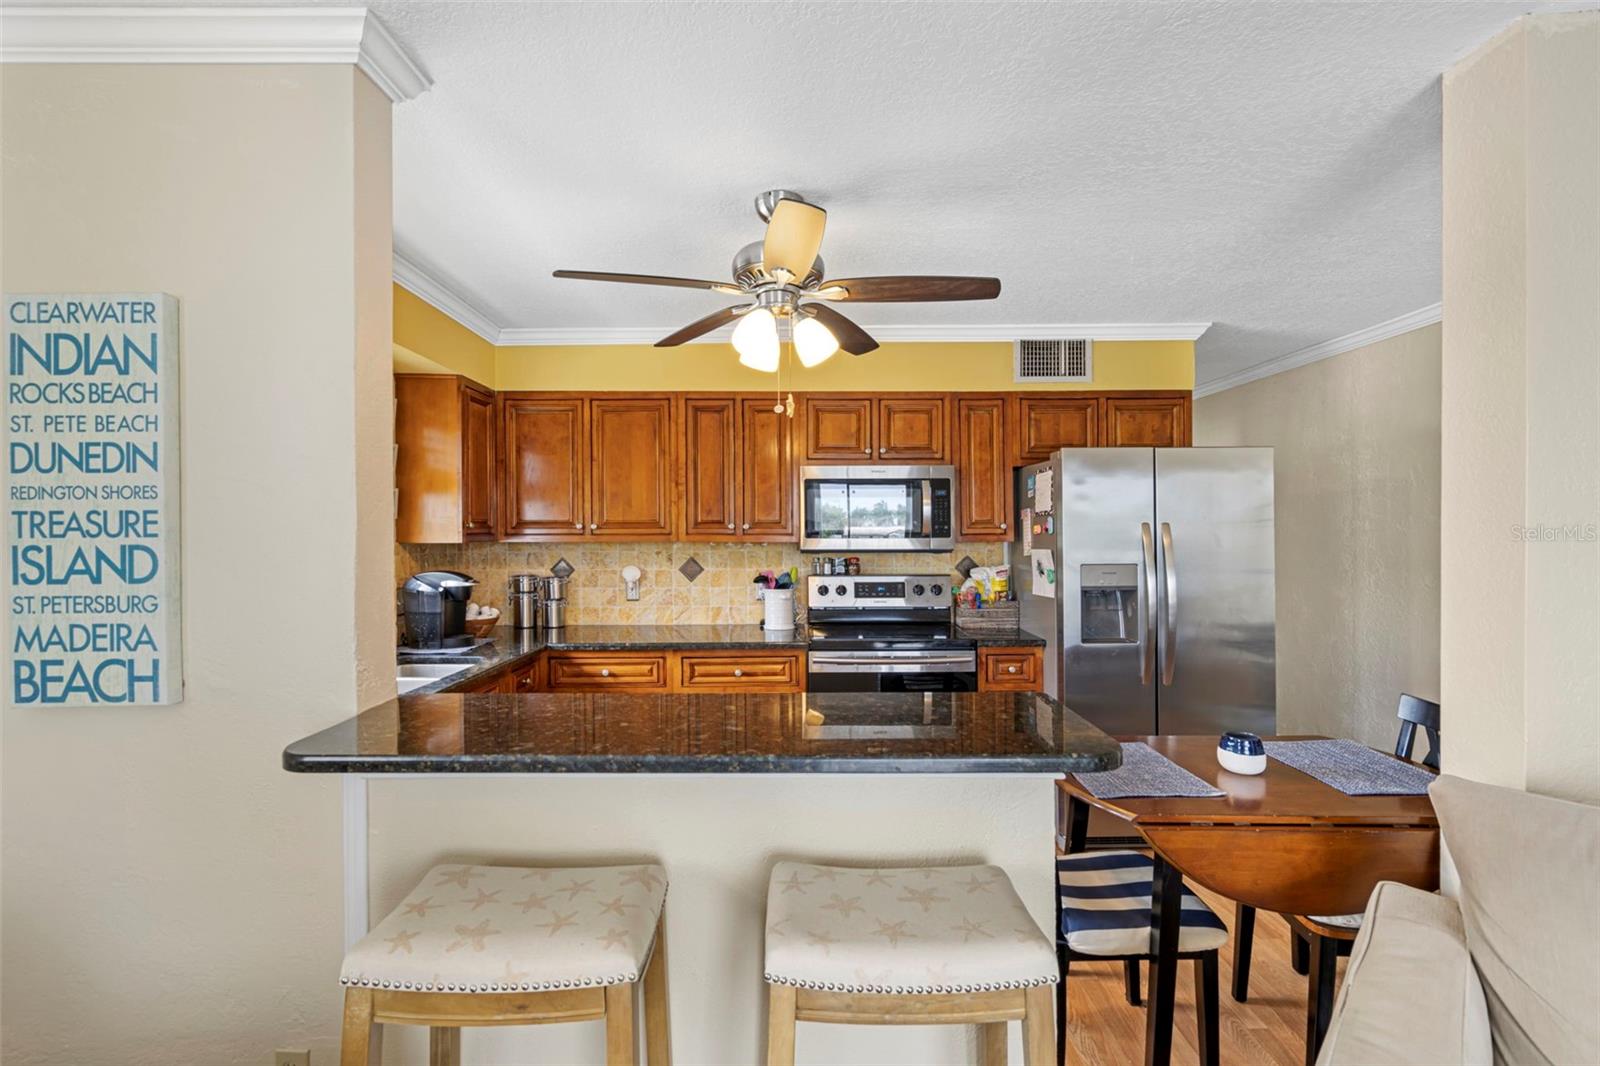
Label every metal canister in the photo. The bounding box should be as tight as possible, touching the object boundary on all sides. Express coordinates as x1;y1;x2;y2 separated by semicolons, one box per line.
508;573;540;630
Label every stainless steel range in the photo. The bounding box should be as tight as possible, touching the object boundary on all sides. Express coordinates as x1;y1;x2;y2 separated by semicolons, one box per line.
805;574;976;691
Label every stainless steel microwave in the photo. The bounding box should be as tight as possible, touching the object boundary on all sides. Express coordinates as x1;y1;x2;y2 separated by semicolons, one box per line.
800;465;957;552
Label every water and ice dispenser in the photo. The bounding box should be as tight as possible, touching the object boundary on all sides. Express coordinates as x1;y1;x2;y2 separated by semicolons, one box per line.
1079;563;1139;644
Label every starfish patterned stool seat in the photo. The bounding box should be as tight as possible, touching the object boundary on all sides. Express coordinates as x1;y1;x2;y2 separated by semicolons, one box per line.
762;861;1057;1065
338;863;671;1066
1053;851;1226;1066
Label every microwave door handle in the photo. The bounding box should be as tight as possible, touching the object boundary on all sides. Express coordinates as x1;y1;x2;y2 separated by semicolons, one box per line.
921;480;934;536
1140;522;1156;685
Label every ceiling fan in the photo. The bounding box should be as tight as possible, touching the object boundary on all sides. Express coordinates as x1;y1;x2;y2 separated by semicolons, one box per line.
553;189;1001;371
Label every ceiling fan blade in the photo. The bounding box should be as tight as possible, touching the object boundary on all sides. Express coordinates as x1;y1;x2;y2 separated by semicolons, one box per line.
811;275;1001;303
654;304;750;347
762;199;827;282
554;270;742;294
804;303;878;356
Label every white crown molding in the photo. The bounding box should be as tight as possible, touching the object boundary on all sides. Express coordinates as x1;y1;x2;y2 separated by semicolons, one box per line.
0;6;431;102
495;321;1213;347
392;251;503;345
1193;302;1443;398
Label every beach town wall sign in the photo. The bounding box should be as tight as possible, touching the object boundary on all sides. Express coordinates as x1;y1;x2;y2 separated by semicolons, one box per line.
5;294;182;706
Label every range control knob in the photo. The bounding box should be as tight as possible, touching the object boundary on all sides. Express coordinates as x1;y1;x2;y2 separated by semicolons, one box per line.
912;584;926;596
930;583;944;596
835;584;848;597
814;585;828;597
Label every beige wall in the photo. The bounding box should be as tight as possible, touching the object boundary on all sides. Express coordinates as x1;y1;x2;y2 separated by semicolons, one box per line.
1196;326;1443;752
1442;12;1600;804
1;65;393;1063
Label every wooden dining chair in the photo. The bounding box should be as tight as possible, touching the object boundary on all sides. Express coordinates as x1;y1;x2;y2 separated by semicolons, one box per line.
1229;695;1440;1062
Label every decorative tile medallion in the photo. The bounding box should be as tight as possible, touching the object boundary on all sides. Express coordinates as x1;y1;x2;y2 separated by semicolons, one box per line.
551;558;575;579
955;556;978;580
677;557;705;582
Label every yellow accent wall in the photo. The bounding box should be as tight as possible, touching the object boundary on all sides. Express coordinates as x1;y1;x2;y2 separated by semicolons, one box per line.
392;282;1196;392
393;283;496;386
492;339;1193;392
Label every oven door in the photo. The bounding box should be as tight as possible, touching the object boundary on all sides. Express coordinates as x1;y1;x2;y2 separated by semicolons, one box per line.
807;649;978;692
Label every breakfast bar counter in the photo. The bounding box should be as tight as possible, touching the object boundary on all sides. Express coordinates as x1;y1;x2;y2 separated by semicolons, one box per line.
284;691;1115;1064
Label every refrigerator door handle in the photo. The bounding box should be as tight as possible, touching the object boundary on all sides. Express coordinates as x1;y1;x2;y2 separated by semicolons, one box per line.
1160;521;1177;685
1140;521;1156;685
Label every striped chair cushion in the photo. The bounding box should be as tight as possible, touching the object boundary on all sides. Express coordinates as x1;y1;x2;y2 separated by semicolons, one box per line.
1057;851;1228;956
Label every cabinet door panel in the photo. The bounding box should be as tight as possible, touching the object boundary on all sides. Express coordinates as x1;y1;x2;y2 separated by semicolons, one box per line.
1012;395;1100;463
590;397;673;537
1102;395;1191;447
877;395;948;461
681;396;738;538
461;385;496;540
804;396;873;460
740;398;796;539
502;396;587;537
955;395;1011;539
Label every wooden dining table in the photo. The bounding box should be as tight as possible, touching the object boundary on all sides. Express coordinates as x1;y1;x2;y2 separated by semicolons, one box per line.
1058;735;1439;1066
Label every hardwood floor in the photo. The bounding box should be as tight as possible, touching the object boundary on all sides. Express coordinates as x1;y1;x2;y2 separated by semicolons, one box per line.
1063;883;1344;1066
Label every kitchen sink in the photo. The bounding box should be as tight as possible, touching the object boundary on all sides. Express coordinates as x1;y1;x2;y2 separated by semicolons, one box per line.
396;661;477;694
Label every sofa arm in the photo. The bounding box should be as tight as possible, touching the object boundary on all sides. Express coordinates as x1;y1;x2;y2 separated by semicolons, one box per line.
1317;880;1491;1066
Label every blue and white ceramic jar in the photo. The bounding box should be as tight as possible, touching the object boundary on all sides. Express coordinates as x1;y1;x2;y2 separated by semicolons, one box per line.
1217;731;1266;775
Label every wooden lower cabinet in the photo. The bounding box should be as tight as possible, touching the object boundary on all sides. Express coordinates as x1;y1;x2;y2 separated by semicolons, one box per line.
675;650;803;693
978;646;1044;692
544;652;670;691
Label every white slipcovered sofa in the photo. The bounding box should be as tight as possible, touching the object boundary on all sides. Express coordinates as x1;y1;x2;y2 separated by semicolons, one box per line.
1317;775;1598;1066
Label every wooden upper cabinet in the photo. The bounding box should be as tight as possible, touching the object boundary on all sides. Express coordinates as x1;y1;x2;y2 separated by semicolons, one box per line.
877;395;948;461
1102;395;1192;447
955;395;1011;540
590;397;674;538
740;397;795;539
680;396;738;538
501;395;587;539
1011;394;1100;464
460;385;496;540
395;374;497;544
803;396;873;461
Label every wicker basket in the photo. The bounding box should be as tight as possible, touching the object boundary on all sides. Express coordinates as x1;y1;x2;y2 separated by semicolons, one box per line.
464;614;499;637
955;600;1021;634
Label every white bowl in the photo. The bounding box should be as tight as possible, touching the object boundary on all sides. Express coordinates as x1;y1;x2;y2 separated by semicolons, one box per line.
1216;747;1266;776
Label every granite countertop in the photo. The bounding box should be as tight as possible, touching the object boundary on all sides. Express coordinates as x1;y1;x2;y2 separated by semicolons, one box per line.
282;690;1120;775
956;627;1047;647
399;625;809;695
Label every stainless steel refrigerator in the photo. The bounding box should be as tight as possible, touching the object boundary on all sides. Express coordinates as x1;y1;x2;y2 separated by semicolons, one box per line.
1012;448;1275;739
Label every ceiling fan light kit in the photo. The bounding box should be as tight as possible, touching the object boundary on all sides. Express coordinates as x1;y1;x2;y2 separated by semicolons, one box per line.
553;189;1002;371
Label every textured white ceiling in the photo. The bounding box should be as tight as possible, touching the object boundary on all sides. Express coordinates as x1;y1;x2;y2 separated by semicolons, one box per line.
372;0;1577;384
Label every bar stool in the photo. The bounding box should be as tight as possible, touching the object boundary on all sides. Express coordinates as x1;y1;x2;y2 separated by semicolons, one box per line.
762;861;1057;1064
339;863;671;1066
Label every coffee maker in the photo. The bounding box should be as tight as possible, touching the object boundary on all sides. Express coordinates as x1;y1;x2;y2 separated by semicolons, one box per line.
400;571;477;650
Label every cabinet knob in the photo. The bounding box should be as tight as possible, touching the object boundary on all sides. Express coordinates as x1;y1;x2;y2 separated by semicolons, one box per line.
742;522;751;530
728;523;735;530
1007;665;1019;674
1000;522;1007;530
600;668;611;677
879;447;886;455
589;523;597;530
575;523;583;529
733;668;744;677
863;447;870;454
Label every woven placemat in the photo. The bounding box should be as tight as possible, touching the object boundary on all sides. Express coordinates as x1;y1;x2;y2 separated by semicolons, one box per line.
1264;739;1435;796
1073;742;1225;799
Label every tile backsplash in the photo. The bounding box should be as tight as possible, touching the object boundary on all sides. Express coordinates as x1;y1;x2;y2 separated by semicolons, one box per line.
394;541;1007;626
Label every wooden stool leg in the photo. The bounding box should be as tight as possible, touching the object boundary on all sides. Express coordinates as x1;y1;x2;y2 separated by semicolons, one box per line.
339;987;374;1066
1195;953;1220;1066
980;1021;1008;1065
1124;959;1142;1006
1023;984;1055;1066
1231;903;1256;1002
643;917;673;1065
766;983;797;1066
428;1026;461;1066
1304;935;1338;1066
1056;948;1070;1066
606;981;638;1066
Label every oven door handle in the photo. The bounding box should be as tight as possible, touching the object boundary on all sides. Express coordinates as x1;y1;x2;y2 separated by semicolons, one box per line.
809;655;977;668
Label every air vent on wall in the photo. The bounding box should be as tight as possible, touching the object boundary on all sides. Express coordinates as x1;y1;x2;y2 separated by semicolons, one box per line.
1015;338;1092;382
